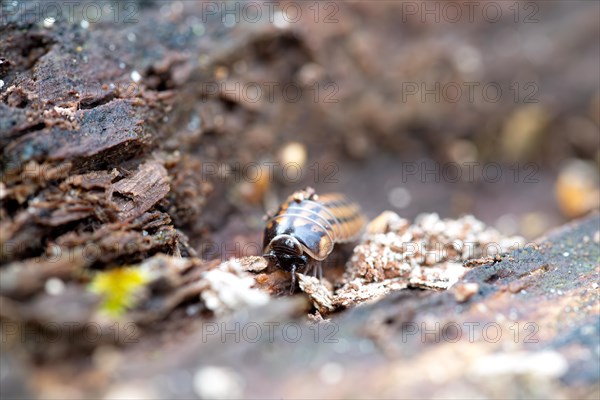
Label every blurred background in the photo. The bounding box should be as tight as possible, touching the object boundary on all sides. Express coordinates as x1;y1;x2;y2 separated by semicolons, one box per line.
178;0;600;258
1;0;599;399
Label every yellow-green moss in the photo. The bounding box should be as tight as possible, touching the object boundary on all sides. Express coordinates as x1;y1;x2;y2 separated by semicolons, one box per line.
89;267;149;317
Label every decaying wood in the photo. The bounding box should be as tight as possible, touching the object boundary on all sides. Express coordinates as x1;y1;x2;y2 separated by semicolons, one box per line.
110;161;169;220
115;214;599;399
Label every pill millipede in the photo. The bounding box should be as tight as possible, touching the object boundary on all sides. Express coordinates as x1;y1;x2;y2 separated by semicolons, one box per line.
262;187;367;292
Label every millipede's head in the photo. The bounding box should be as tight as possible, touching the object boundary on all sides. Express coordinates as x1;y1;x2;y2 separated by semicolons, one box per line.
267;234;303;256
263;234;308;273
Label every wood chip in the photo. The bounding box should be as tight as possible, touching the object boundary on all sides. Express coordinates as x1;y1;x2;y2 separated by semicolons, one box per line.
112;161;170;220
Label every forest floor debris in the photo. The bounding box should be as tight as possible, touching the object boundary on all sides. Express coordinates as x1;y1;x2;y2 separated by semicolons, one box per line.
279;211;525;313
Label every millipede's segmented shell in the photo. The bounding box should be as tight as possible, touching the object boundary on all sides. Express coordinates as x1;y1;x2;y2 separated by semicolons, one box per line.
263;189;366;261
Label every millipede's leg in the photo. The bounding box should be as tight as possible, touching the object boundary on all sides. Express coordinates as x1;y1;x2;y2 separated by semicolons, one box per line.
318;262;323;281
289;265;297;294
